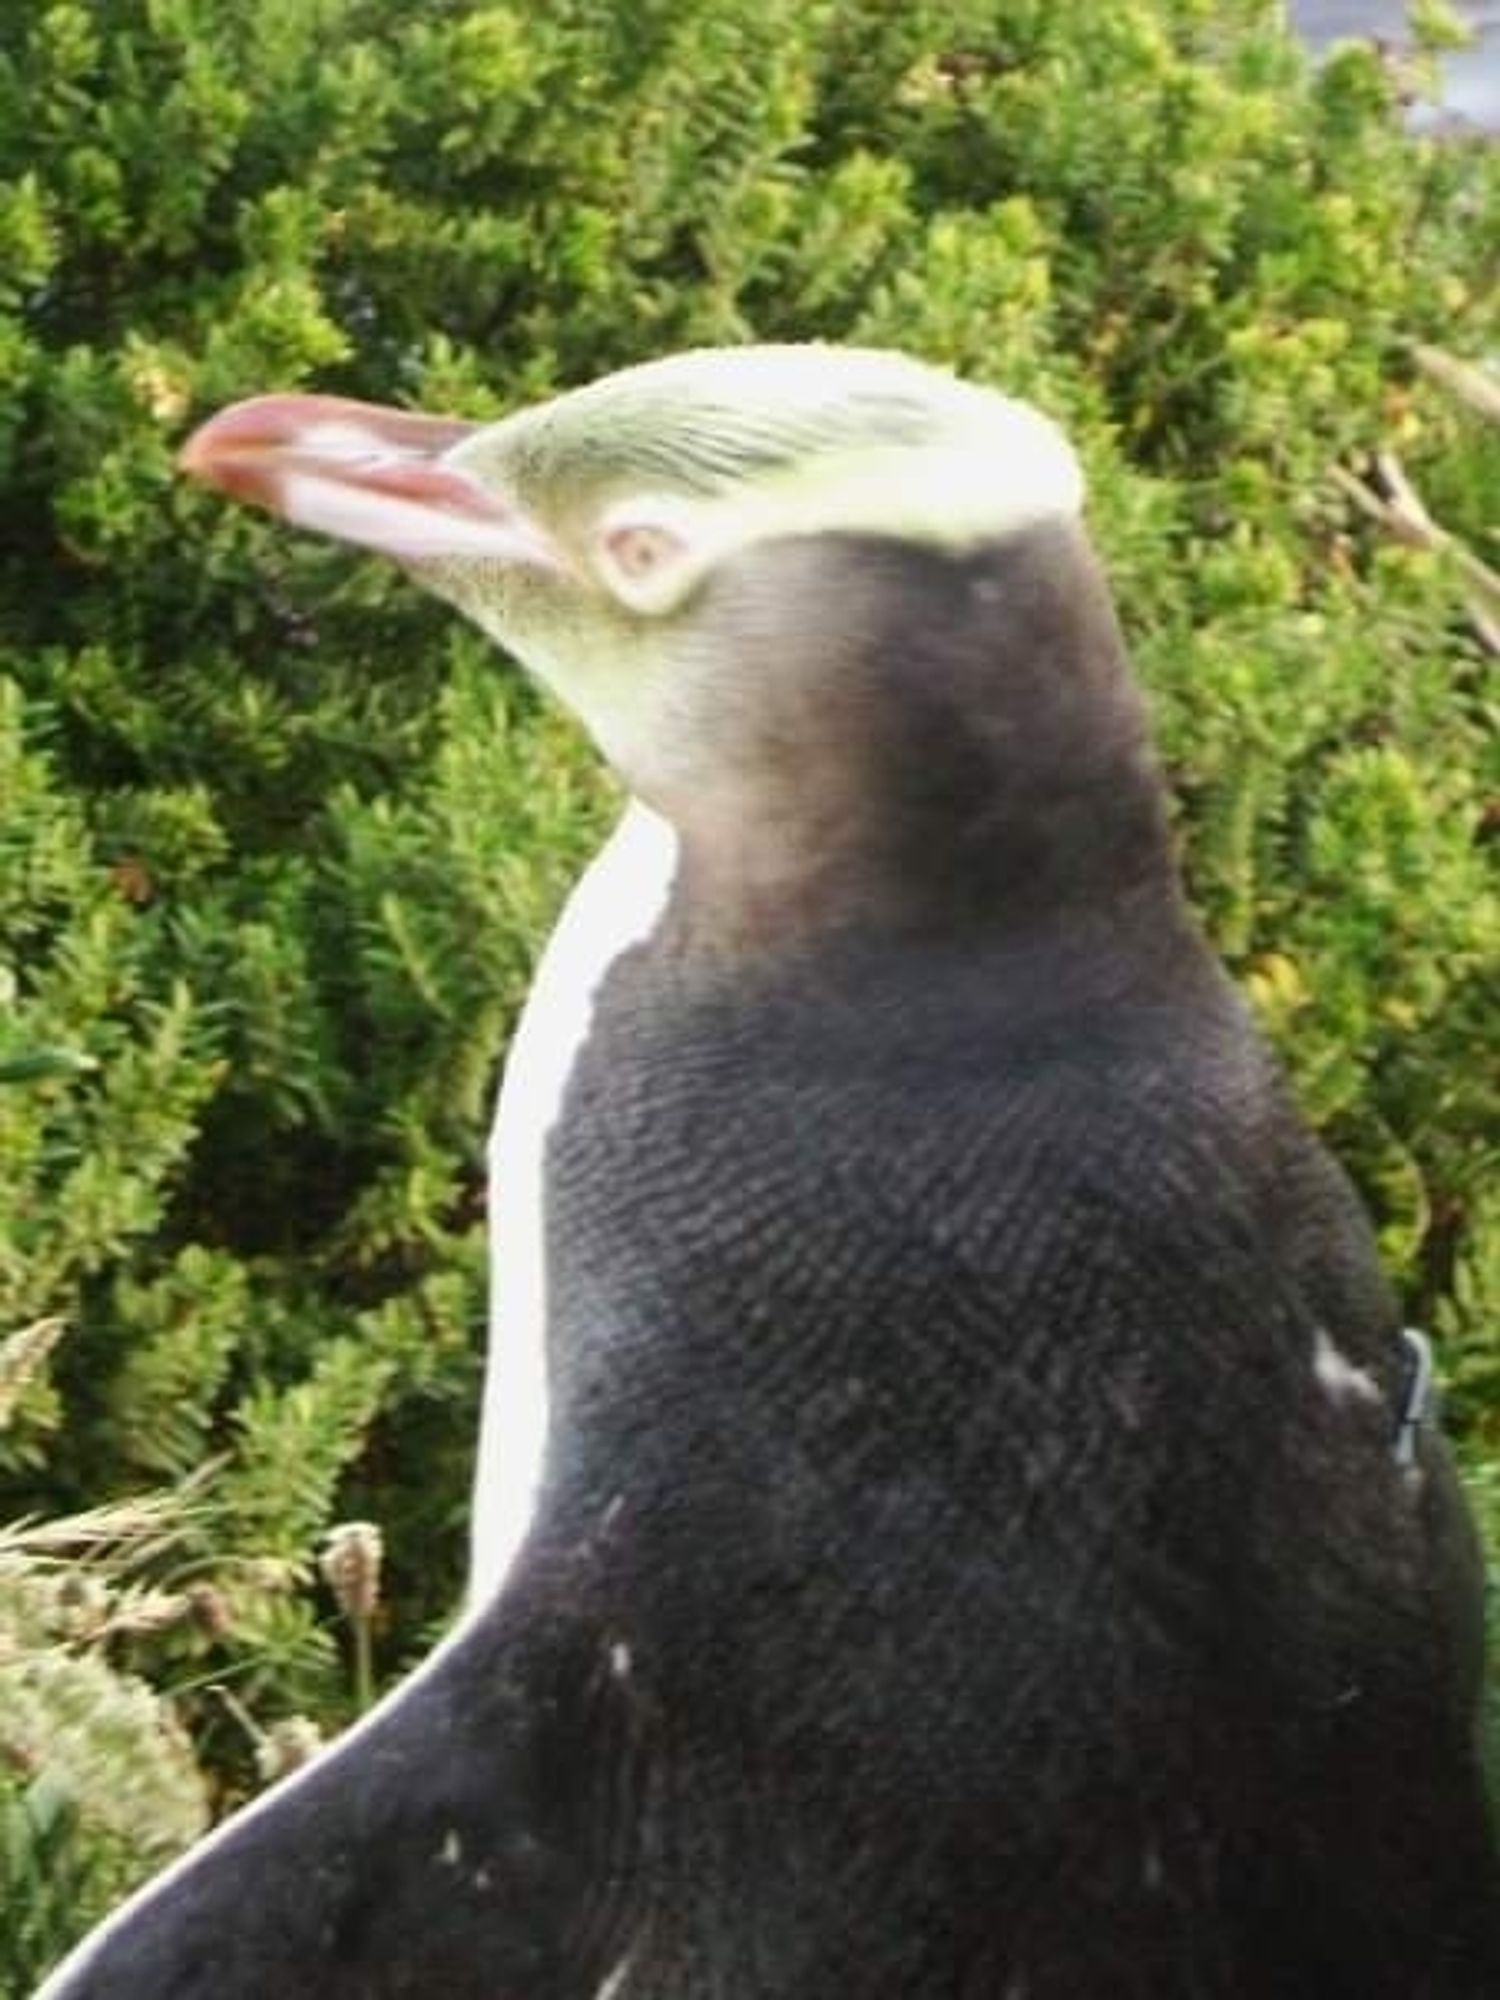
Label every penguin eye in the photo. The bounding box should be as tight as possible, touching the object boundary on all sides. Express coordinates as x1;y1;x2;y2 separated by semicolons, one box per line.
593;506;700;614
606;523;677;579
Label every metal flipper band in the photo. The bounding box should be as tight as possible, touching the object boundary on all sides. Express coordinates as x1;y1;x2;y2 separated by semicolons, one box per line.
1393;1326;1435;1469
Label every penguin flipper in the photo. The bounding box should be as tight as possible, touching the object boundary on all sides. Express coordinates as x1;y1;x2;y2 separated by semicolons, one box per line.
32;1575;637;2000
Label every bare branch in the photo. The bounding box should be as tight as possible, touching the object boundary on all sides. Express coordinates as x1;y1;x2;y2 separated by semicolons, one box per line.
1412;343;1500;427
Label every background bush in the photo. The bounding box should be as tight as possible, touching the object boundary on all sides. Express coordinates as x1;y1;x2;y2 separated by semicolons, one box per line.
1;0;1496;1986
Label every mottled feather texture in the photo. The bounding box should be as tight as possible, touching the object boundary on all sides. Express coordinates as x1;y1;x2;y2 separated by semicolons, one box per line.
450;345;1082;518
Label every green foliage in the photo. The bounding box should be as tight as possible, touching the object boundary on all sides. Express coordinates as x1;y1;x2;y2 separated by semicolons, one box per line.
0;0;1496;1982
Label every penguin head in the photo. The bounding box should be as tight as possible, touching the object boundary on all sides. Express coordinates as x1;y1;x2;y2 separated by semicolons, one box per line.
179;346;1089;811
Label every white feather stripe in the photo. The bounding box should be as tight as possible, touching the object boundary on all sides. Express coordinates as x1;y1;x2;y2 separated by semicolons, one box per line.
469;801;680;1603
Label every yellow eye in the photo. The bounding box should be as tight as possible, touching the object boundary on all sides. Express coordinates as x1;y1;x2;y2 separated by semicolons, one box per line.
605;522;677;579
592;504;702;613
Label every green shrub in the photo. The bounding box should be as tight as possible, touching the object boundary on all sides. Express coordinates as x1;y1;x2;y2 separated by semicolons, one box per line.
1;0;1495;1982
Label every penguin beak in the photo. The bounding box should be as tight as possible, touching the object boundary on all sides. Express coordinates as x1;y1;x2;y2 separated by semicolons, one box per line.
178;394;566;570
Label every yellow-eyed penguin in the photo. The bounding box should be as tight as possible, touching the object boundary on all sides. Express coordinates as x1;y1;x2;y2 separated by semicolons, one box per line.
36;346;1500;1999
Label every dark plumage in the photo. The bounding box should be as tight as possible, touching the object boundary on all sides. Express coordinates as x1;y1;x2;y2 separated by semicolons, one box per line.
38;348;1500;1999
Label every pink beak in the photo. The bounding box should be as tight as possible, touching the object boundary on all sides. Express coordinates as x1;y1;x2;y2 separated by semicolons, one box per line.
178;393;564;569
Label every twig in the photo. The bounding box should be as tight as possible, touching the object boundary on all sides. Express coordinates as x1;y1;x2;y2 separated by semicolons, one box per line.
1330;454;1500;657
1411;343;1500;427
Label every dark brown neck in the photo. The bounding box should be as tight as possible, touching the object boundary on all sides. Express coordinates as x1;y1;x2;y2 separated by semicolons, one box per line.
656;522;1187;956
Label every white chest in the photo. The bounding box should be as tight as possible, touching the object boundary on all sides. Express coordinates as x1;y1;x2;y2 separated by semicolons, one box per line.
469;800;680;1602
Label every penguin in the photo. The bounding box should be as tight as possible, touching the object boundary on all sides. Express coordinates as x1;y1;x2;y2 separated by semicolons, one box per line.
36;346;1500;1998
